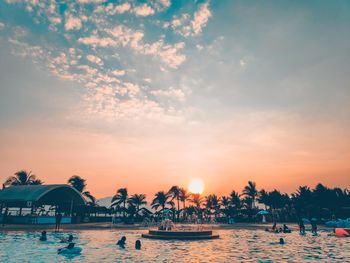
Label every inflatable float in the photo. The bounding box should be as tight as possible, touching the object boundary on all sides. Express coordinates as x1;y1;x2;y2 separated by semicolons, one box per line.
335;228;350;237
58;247;82;255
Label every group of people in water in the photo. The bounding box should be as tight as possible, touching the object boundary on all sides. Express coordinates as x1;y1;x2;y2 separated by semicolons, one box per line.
39;231;142;254
265;219;318;236
263;220;320;245
116;236;142;250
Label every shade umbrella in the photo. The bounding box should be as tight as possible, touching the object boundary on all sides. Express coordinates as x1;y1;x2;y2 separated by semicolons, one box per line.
257;210;269;215
257;210;269;223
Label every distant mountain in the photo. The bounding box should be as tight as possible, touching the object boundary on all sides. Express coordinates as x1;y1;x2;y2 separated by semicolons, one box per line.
97;196;113;208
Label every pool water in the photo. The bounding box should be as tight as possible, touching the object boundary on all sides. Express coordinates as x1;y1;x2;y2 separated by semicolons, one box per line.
0;229;349;262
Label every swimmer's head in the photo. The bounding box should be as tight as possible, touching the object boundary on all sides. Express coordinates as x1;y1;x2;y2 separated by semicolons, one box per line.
135;240;141;249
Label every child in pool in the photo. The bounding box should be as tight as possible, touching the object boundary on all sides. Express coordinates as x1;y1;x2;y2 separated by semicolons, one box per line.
135;240;141;250
39;231;47;241
117;236;126;248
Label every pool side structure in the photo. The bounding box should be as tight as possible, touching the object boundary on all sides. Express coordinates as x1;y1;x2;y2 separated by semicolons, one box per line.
142;230;220;240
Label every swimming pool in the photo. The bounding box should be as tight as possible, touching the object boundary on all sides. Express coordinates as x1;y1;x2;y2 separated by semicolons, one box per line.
0;229;348;262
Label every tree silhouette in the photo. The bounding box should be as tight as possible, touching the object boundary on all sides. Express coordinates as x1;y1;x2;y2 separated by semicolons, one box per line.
5;170;42;186
168;185;181;221
111;188;128;219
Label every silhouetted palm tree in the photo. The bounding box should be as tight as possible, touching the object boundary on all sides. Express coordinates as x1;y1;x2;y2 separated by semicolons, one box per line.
220;196;230;218
179;187;190;209
67;175;96;206
68;175;86;192
258;189;269;210
128;194;147;212
151;191;170;213
5;170;42;186
112;188;128;219
205;194;220;219
229;190;241;209
292;186;312;217
168;185;181;221
243;181;258;209
190;193;204;219
84;191;97;206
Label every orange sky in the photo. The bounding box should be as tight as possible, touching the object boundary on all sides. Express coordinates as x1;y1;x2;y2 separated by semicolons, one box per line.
1;0;350;200
0;113;349;199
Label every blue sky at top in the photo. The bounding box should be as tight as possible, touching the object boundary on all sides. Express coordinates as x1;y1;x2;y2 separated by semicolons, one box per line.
0;0;349;195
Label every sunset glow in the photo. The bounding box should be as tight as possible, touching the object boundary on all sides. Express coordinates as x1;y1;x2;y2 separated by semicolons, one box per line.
0;1;349;199
188;178;205;194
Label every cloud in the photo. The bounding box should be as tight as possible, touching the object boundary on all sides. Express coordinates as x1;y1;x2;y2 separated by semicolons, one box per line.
78;36;116;47
111;69;126;76
103;25;186;68
151;87;186;101
114;2;131;14
133;4;155;17
171;1;212;37
86;54;103;66
192;1;212;35
65;17;82;31
77;0;104;3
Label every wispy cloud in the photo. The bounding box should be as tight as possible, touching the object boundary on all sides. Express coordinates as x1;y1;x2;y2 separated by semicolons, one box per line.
65;17;82;31
171;1;212;37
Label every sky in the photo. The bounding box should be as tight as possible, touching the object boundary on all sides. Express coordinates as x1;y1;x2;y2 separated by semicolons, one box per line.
0;0;349;199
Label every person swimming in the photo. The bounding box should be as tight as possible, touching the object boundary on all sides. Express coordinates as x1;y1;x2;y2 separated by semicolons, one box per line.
58;242;82;254
135;240;141;250
61;234;74;243
279;238;285;245
272;222;277;231
66;242;75;250
39;231;47;241
117;236;126;248
311;220;318;235
283;224;291;233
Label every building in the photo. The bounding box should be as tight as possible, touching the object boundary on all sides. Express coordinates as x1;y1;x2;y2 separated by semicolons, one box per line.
0;184;86;224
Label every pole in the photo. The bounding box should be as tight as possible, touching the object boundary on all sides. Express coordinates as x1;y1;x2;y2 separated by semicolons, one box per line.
70;200;74;216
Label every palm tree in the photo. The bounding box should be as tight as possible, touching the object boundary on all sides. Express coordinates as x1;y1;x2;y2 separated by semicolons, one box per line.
67;175;96;206
243;181;258;209
84;191;97;206
112;188;128;219
167;185;181;221
151;191;170;214
220;196;230;219
179;187;190;209
190;193;204;220
205;194;220;219
128;194;147;212
4;170;43;186
68;175;86;192
190;193;204;208
292;186;312;217
258;189;270;210
229;190;241;209
179;187;190;221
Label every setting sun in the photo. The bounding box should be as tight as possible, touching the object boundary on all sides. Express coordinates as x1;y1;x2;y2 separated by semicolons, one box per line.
188;178;205;194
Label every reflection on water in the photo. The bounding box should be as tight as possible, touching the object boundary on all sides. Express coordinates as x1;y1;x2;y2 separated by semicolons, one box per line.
0;229;349;262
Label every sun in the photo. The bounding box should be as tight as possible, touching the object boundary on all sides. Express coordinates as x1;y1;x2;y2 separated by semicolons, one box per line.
188;178;205;194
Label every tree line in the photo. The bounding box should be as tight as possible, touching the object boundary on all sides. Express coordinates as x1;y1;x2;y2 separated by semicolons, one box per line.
2;170;350;222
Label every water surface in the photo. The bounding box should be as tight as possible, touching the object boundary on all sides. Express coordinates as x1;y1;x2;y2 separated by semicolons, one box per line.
0;229;348;262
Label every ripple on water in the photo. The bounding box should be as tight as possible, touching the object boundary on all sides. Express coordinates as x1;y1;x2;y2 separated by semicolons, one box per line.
0;229;349;262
